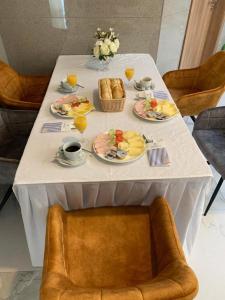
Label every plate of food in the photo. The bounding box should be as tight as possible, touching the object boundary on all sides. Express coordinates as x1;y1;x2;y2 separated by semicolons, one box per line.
134;98;179;122
93;129;146;164
50;95;95;118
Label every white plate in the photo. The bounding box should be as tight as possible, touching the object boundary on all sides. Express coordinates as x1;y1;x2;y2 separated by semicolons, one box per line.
133;100;179;122
50;95;93;119
55;146;86;167
92;132;146;164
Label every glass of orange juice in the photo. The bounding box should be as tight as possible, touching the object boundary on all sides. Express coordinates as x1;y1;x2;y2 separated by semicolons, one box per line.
125;68;135;88
67;74;77;87
74;114;87;134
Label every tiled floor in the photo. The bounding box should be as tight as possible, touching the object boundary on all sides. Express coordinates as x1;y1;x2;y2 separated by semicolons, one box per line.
0;96;225;299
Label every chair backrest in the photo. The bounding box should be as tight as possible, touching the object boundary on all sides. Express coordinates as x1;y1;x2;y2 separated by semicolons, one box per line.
0;108;37;145
0;108;11;145
197;51;225;90
0;60;23;101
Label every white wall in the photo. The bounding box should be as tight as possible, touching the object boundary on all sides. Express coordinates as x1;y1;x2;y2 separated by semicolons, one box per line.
216;22;225;51
156;0;191;75
0;34;8;63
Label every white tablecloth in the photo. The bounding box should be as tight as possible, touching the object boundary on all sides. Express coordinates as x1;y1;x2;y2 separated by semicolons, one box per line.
13;54;212;266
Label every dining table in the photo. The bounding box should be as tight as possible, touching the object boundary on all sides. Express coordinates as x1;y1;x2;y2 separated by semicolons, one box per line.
13;54;212;266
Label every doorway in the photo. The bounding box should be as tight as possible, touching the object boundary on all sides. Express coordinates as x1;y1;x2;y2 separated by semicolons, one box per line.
180;0;225;69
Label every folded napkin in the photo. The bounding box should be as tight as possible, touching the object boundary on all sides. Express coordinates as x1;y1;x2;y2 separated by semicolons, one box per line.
148;147;171;166
41;122;72;133
153;90;168;99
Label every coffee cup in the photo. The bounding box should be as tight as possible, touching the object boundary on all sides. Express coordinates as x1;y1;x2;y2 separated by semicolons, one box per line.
140;77;152;90
63;141;82;161
61;81;74;91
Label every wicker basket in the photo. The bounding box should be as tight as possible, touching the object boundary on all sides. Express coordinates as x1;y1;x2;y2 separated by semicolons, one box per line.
98;78;126;112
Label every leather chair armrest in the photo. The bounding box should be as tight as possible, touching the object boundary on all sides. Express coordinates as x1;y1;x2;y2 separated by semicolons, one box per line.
42;205;68;278
149;197;185;273
176;88;224;116
163;68;199;89
194;106;225;130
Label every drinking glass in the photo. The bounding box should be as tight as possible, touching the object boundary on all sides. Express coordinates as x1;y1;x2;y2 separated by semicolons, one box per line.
74;114;87;145
74;114;87;133
125;68;135;88
67;74;77;87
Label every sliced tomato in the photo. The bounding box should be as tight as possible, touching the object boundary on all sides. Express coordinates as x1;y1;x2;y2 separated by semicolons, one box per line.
116;135;123;143
71;102;80;107
151;99;158;108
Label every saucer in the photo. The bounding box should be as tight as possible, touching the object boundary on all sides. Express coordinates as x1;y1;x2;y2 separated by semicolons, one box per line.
55;146;86;167
58;86;78;94
134;81;155;91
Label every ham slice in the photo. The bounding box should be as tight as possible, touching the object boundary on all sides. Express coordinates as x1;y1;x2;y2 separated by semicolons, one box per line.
134;101;145;116
94;133;112;154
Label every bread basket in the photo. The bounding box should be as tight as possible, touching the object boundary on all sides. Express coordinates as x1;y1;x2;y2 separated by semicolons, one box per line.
98;78;126;112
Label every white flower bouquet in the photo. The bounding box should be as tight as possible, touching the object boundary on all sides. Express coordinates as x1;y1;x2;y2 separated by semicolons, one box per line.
93;27;120;61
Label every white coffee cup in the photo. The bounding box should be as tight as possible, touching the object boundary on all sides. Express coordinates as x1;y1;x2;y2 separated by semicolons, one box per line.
140;77;152;89
63;141;82;161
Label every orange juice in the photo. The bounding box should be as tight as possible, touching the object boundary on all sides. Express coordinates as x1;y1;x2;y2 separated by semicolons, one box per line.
67;74;77;87
125;68;135;81
74;115;87;133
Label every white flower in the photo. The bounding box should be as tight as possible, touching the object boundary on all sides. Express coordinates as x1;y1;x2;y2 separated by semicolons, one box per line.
100;43;110;56
114;39;120;49
97;27;101;31
96;40;103;46
110;42;118;54
104;38;111;46
109;27;114;31
93;46;100;58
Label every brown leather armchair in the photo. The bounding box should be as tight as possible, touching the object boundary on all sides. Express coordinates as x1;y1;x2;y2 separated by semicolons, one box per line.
0;60;50;110
163;51;225;117
40;197;198;300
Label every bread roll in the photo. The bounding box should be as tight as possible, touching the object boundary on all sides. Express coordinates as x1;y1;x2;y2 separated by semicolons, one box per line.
112;86;123;99
102;92;111;100
101;79;112;99
100;78;124;100
111;79;121;90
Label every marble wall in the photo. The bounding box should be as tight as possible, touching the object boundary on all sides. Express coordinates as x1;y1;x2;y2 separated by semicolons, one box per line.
0;0;164;75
